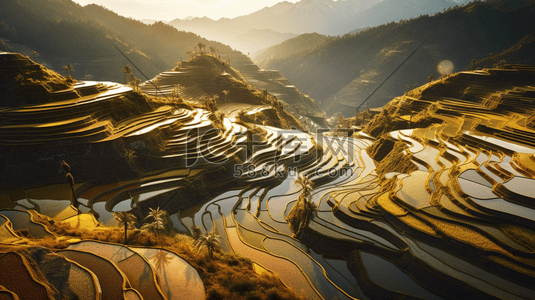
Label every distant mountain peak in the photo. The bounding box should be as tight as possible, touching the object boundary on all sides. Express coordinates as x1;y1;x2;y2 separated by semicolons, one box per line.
193;16;213;21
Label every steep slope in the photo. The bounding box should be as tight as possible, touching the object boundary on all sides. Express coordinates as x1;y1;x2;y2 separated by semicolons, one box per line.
0;0;235;83
472;31;535;69
253;33;333;66
257;0;535;117
329;0;466;34
226;51;326;128
0;0;164;82
355;65;535;297
140;54;307;129
0;52;75;106
0;0;321;128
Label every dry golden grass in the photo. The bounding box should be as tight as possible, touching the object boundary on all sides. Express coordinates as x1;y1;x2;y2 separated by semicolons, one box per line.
368;137;418;181
399;215;439;237
376;193;407;216
34;236;70;249
512;153;535;177
27;212;304;300
419;214;511;256
500;224;535;251
488;255;535;277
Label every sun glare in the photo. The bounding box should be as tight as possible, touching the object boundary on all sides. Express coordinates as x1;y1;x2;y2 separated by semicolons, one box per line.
437;60;454;75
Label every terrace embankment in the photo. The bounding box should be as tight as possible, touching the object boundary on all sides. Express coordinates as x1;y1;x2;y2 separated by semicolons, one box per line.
140;54;304;130
224;51;326;128
354;65;535;289
0;52;251;215
4;51;535;299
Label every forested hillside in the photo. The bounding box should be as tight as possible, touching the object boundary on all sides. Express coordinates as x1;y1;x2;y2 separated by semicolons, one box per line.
253;33;334;66
472;31;535;69
256;0;535;117
0;0;236;83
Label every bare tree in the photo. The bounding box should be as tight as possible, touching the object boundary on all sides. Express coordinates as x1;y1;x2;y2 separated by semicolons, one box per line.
31;50;39;62
197;42;206;55
61;160;80;214
67;62;74;78
471;57;477;70
121;64;132;84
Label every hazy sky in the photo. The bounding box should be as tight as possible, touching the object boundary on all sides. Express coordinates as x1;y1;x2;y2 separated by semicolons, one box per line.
73;0;300;22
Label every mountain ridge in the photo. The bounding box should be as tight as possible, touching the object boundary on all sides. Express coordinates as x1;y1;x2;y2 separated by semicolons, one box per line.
256;0;535;117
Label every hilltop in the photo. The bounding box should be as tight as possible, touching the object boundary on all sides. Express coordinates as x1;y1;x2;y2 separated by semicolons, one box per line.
256;0;535;117
0;0;235;83
0;52;75;106
0;0;322;126
140;54;305;130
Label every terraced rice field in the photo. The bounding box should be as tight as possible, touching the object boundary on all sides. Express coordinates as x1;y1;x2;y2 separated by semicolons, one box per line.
2;52;535;299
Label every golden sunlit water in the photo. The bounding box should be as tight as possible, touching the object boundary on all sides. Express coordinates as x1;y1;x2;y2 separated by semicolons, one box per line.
437;60;454;75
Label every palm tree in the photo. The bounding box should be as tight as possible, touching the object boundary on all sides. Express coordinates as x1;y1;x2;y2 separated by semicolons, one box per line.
142;207;167;238
31;50;39;62
121;64;132;84
187;50;193;60
197;42;206;55
129;77;142;92
194;231;221;259
294;174;313;204
64;65;69;78
123;149;137;172
289;174;317;236
222;90;229;102
113;211;137;245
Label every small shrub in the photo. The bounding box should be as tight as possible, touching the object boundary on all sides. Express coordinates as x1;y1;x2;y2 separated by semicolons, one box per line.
206;287;227;300
267;288;284;300
14;229;34;239
206;262;217;273
34;236;70;249
246;294;263;300
229;274;255;294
